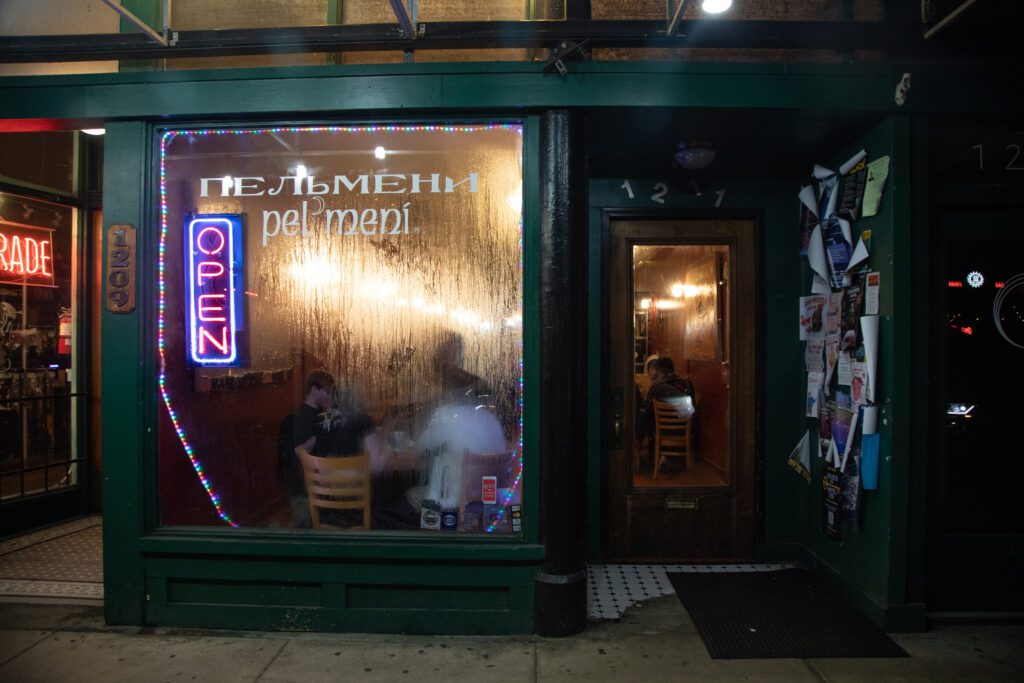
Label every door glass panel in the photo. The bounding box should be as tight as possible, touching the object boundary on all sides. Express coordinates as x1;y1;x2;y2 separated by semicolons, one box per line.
0;192;80;501
632;244;729;488
944;238;1024;534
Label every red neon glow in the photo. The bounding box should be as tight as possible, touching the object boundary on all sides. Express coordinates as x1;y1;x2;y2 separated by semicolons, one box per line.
197;261;225;284
948;280;963;288
197;294;227;322
0;222;54;287
198;326;230;354
961;326;973;336
196;226;226;255
995;282;1005;289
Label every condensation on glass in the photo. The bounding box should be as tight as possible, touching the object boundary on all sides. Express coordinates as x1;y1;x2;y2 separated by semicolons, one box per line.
0;191;80;501
632;243;730;488
158;123;524;534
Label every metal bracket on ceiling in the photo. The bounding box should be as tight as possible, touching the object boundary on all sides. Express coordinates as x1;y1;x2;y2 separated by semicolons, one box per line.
543;38;591;77
388;0;417;40
667;0;693;38
99;0;169;48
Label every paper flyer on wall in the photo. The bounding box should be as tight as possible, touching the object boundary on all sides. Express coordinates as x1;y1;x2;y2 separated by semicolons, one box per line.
837;353;853;386
840;450;861;519
851;362;868;405
787;431;812;483
811;274;830;294
824;215;852;289
861;315;879;402
799;295;826;340
839;407;859;471
862;156;890;217
865;271;880;315
823;340;841;393
823;465;842;540
861;405;878;435
848;236;870;272
807;224;829;284
842;275;864;348
838;149;869;220
806;338;825;373
806;371;824;417
798;184;819;256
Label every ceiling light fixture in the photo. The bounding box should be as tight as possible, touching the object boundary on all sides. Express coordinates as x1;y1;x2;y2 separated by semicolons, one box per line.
81;128;105;136
702;0;733;13
674;142;717;171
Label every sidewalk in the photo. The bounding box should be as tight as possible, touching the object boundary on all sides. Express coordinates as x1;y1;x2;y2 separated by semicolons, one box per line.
2;598;1023;682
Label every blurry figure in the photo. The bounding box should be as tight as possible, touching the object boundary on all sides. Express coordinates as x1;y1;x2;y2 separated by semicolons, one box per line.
405;332;505;519
639;356;696;469
277;369;334;527
436;332;489;404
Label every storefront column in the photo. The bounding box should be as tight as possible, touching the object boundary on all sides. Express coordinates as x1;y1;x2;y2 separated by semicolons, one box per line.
534;109;588;636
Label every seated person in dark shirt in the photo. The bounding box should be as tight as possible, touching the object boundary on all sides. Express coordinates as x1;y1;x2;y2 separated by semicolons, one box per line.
278;369;334;527
639;356;696;467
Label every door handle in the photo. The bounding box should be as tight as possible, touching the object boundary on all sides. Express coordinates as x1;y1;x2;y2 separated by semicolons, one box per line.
609;387;624;448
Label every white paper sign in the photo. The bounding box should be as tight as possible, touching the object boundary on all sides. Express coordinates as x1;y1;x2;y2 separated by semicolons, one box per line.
837;353;853;386
865;271;880;315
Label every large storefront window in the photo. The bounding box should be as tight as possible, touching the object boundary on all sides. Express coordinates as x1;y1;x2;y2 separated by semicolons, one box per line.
159;123;524;534
0;192;80;501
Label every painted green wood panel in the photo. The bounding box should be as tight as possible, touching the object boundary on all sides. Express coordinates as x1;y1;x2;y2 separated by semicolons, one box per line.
795;116;920;629
101;121;149;626
585;178;803;560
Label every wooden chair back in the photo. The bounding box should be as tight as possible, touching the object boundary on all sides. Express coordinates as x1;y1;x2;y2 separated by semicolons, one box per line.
297;448;371;529
651;399;693;479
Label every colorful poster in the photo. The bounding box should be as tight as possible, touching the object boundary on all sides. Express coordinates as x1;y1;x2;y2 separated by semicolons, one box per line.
840;452;861;519
851;362;868;406
806;371;824;417
824;215;852;289
799;295;826;340
823;466;842;540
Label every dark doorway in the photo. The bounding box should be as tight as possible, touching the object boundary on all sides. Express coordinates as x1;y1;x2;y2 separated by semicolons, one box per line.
928;208;1024;612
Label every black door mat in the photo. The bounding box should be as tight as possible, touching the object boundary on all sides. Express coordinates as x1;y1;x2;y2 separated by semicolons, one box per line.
667;568;909;659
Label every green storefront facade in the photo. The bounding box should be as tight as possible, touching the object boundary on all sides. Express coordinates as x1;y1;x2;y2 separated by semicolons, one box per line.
1;59;1021;635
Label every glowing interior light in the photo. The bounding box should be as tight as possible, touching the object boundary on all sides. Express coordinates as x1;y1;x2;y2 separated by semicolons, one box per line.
702;0;733;13
640;298;651;310
160;123;526;530
670;282;684;298
507;186;522;214
374;146;387;159
683;284;700;298
967;271;984;288
222;176;234;193
81;128;106;136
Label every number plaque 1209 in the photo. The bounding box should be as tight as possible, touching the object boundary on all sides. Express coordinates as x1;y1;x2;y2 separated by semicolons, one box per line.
106;224;136;313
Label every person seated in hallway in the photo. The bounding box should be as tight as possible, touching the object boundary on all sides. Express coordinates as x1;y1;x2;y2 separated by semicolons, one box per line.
639;356;696;470
277;369;335;528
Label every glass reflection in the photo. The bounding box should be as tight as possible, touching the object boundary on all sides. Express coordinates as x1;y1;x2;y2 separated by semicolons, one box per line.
159;124;523;532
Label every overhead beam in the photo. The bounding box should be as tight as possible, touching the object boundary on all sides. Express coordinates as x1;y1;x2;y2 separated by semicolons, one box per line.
0;20;1012;63
667;0;692;38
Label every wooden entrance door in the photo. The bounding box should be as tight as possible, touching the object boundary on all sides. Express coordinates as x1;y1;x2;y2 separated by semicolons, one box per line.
606;218;757;560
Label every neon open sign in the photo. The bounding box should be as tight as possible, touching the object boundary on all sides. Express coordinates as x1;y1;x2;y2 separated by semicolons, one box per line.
184;214;245;366
0;221;54;288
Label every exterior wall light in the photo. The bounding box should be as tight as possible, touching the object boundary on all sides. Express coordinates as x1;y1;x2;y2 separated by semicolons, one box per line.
702;0;733;13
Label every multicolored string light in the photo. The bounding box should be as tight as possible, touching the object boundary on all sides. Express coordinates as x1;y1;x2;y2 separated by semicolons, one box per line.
159;123;525;532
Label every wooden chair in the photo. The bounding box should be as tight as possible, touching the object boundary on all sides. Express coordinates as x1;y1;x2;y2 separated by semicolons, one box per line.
651;399;693;479
297;448;371;530
459;450;515;531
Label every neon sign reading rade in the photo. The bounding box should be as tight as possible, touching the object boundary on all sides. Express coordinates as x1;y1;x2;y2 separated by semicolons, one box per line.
184;214;245;366
0;221;54;288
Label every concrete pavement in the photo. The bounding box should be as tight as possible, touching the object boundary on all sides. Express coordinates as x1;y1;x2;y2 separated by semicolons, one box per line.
2;597;1023;682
